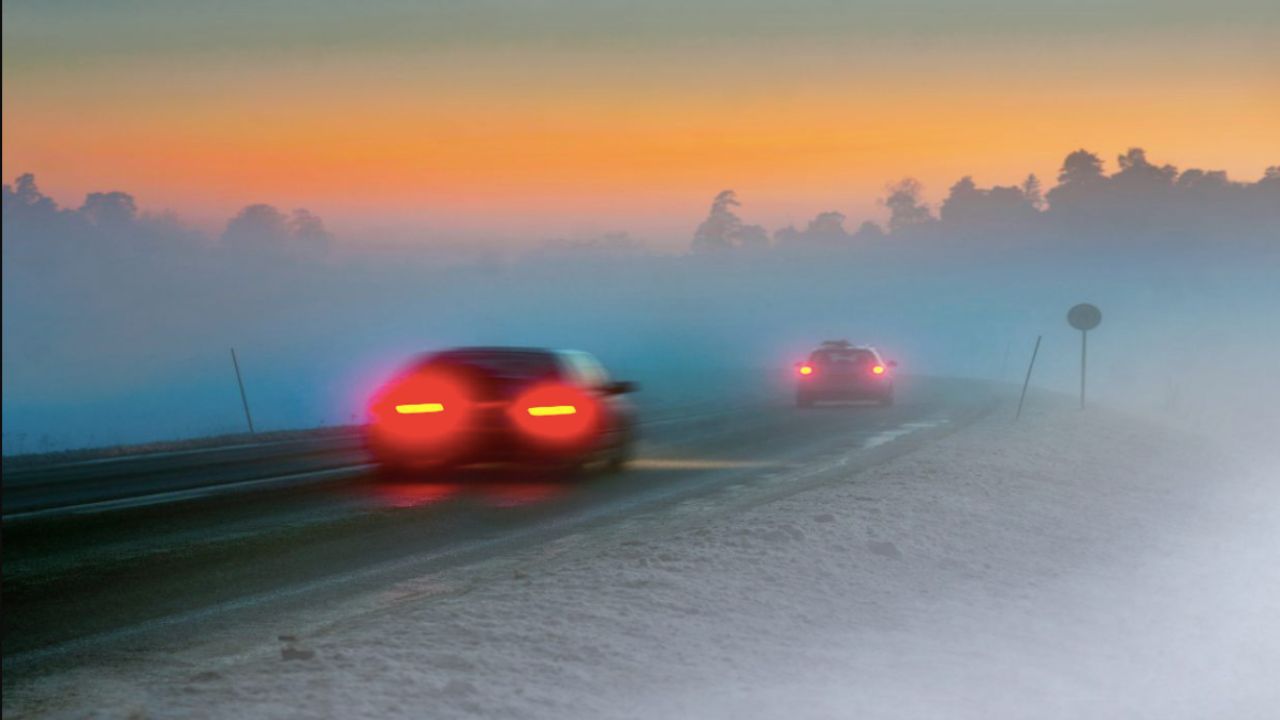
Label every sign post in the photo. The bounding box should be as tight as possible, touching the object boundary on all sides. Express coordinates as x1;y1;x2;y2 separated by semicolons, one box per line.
230;347;256;434
1015;335;1041;421
1067;303;1102;410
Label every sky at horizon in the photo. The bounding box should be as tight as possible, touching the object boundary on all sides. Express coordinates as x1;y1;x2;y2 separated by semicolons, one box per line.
4;0;1278;245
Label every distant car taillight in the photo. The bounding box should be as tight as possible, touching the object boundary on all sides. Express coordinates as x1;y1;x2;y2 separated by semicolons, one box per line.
871;365;886;375
798;364;814;376
510;383;598;444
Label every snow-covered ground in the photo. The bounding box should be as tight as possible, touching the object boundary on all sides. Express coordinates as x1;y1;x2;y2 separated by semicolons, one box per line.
8;403;1279;719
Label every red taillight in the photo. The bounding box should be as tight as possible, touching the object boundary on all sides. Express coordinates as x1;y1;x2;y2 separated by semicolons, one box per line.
371;370;472;446
871;365;886;375
395;403;445;414
798;364;814;376
526;404;577;417
510;382;598;444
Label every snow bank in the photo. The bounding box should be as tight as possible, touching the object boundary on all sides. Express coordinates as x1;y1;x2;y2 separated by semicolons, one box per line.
8;404;1279;719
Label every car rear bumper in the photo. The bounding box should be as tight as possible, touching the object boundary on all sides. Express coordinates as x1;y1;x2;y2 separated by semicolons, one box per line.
365;423;606;470
797;382;893;400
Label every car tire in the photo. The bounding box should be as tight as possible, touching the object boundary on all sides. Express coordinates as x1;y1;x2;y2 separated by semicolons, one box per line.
527;457;583;480
555;461;586;479
604;444;632;473
603;430;635;473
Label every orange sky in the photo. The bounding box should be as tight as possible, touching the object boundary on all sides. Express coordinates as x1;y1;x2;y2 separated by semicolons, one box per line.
4;1;1278;244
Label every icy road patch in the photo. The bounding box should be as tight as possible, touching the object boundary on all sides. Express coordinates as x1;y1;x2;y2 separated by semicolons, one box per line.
7;405;1279;719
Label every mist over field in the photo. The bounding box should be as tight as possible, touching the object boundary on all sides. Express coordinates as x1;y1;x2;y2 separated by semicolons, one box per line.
4;149;1278;453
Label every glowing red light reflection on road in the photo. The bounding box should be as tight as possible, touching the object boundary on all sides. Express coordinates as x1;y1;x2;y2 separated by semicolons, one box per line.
375;481;461;509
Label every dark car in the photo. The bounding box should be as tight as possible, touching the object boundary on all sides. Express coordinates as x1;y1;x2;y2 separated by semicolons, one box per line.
366;347;638;474
794;340;896;407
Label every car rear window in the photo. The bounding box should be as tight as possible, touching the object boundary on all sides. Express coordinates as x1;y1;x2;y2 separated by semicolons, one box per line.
810;349;875;366
428;350;560;380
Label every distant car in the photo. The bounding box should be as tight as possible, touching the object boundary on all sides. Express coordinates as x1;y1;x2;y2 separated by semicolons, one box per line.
366;347;638;474
794;340;896;407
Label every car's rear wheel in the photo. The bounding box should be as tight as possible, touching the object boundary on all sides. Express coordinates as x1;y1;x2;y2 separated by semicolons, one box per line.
603;450;629;473
603;430;635;473
531;459;583;480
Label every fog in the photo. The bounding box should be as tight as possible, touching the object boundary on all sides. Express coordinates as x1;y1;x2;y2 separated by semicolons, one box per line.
3;148;1278;454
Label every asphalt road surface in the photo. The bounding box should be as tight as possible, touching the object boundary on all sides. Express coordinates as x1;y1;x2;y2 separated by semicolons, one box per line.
2;375;998;680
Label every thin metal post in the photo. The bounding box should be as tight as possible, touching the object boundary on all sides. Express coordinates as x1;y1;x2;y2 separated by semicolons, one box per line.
230;347;256;434
999;337;1012;381
1080;330;1088;410
1015;335;1041;421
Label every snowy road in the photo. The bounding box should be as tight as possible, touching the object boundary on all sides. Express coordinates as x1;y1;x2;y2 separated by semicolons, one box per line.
7;385;1277;719
2;375;993;672
6;378;1278;718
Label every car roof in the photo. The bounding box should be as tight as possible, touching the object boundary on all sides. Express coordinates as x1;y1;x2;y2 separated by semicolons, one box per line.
418;347;612;370
409;347;558;370
432;347;609;362
437;346;554;356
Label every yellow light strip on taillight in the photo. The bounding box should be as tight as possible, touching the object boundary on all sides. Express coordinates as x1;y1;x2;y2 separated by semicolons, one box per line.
395;403;445;414
527;405;577;417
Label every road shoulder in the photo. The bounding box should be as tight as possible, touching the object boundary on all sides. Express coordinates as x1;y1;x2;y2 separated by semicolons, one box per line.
6;402;1277;719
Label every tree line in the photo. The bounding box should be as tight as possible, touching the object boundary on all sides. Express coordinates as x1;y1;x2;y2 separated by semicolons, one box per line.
691;148;1279;253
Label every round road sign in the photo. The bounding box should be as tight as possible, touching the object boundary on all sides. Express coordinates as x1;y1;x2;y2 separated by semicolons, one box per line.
1067;303;1102;331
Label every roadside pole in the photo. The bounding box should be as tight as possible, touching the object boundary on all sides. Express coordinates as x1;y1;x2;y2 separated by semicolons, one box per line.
999;337;1012;381
230;347;256;435
1080;328;1088;409
1015;335;1041;421
1067;303;1102;410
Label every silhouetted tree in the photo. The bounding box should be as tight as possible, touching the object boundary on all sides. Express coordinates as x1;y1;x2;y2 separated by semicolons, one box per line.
940;177;982;224
1176;169;1230;191
1252;167;1280;216
221;204;331;258
80;192;138;227
942;176;1038;228
224;204;289;249
807;212;847;239
851;220;886;242
1058;149;1105;185
884;178;933;233
775;211;853;250
691;190;768;252
692;190;741;253
1021;174;1044;210
288;209;332;250
1046;149;1106;215
1113;148;1177;191
772;225;801;247
2;173;58;219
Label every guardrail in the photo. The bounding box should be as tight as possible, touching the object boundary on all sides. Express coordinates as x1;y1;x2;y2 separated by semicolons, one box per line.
3;433;367;518
1;384;785;521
